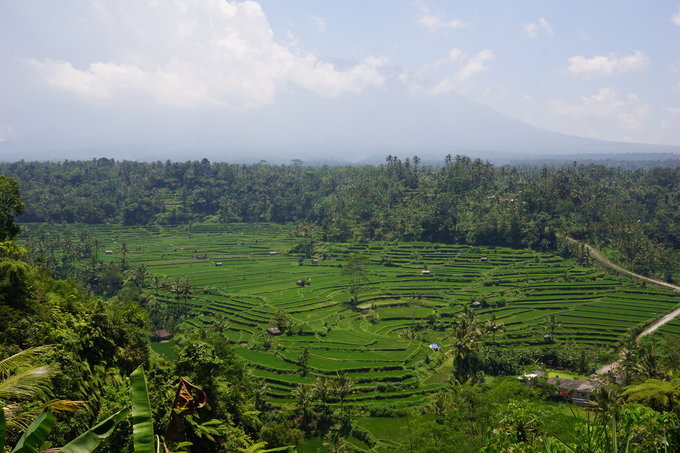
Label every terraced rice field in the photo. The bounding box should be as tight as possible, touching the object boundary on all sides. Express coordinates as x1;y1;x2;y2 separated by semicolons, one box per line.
25;223;680;406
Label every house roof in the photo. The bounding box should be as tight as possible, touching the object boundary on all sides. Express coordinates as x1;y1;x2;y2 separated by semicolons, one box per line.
547;377;599;393
267;327;282;335
154;329;172;338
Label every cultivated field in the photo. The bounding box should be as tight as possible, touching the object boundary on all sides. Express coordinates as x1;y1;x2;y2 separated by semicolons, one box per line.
25;223;680;406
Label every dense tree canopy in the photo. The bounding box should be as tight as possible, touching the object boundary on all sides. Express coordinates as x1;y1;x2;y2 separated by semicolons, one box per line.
2;156;678;280
0;175;24;241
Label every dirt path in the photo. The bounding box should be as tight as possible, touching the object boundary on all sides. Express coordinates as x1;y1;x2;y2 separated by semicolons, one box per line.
563;236;680;295
561;236;680;375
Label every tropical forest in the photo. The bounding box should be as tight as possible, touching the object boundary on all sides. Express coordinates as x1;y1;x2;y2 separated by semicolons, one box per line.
0;156;679;452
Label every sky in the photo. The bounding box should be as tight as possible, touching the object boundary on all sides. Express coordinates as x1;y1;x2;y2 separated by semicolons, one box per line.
1;0;679;161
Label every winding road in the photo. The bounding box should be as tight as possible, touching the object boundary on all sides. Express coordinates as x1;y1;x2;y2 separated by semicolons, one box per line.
561;236;680;375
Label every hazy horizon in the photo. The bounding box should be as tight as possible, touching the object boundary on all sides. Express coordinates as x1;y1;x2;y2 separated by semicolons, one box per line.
1;0;680;162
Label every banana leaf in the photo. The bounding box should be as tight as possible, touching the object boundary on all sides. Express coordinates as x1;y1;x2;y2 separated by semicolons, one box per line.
11;412;55;453
59;408;130;453
130;366;155;453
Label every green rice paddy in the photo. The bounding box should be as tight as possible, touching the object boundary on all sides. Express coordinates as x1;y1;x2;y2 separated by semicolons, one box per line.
25;222;680;407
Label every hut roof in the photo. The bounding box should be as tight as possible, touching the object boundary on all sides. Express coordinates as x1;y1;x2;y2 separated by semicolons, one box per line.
154;329;172;339
547;378;598;393
267;327;282;335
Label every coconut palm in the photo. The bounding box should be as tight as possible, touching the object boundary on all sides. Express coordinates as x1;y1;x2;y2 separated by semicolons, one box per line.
117;241;130;269
450;309;483;381
331;373;356;410
484;313;505;343
313;377;333;408
292;385;314;427
622;378;680;413
172;276;194;306
634;341;663;380
210;314;230;335
0;345;58;430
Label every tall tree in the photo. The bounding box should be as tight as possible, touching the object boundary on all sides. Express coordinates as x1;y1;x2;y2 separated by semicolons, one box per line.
341;254;370;305
0;176;24;241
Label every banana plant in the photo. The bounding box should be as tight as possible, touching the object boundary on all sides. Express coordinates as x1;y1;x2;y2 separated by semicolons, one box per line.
130;366;155;453
3;411;54;453
0;406;129;453
60;408;130;453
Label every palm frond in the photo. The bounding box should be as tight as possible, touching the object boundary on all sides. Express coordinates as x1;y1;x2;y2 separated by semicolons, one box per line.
0;365;56;401
3;404;43;431
44;399;88;415
0;345;54;376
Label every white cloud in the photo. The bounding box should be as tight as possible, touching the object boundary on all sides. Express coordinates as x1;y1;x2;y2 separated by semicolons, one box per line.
673;7;680;25
550;88;650;132
27;0;386;109
577;30;590;41
567;51;649;79
524;18;554;39
417;5;468;32
483;86;508;102
403;48;495;95
311;15;327;33
0;123;13;143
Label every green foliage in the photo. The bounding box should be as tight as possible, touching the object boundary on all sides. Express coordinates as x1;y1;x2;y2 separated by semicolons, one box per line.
11;412;55;453
130;366;155;453
0;176;24;242
342;253;369;305
59;408;130;453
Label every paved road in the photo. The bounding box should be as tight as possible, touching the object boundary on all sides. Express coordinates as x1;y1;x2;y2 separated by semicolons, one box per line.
561;237;680;375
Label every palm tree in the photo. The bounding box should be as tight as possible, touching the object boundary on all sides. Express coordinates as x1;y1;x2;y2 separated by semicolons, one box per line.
622;378;680;412
331;373;356;411
1;346;57;430
117;242;130;270
449;309;483;381
172;276;194;306
484;313;505;343
210;314;229;335
124;264;150;289
292;385;314;427
634;341;662;380
0;345;84;431
543;313;561;339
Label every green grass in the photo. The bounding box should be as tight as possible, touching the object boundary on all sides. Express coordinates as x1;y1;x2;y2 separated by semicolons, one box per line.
22;222;680;407
150;339;178;360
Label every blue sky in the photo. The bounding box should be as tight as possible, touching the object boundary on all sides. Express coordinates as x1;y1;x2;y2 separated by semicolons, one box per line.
0;0;679;159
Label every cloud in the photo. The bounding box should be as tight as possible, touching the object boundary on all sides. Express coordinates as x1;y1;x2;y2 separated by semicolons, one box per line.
567;51;649;79
550;88;650;132
673;8;680;25
483;86;508;102
27;0;385;109
417;5;468;32
311;15;327;33
403;48;495;95
524;18;554;39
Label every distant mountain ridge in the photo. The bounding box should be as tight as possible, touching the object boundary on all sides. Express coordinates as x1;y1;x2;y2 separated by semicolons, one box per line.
1;85;679;163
